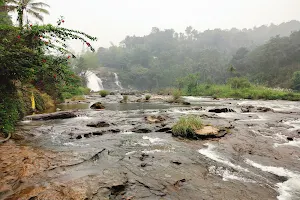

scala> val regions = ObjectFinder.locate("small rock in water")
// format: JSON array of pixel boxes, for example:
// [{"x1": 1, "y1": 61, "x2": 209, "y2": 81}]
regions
[
  {"x1": 287, "y1": 137, "x2": 294, "y2": 141},
  {"x1": 90, "y1": 102, "x2": 105, "y2": 109}
]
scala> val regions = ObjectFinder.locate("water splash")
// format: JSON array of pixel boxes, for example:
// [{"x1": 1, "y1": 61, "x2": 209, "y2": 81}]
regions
[
  {"x1": 114, "y1": 73, "x2": 123, "y2": 89},
  {"x1": 245, "y1": 159, "x2": 300, "y2": 200},
  {"x1": 86, "y1": 71, "x2": 104, "y2": 92}
]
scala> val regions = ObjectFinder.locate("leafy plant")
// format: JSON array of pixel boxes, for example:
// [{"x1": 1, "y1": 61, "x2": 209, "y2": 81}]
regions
[{"x1": 99, "y1": 90, "x2": 109, "y2": 97}]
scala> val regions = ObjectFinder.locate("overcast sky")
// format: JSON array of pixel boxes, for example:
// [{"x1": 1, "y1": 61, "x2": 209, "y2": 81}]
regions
[{"x1": 37, "y1": 0, "x2": 300, "y2": 52}]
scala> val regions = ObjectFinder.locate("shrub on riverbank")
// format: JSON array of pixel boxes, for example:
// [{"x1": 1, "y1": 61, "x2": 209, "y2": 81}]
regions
[
  {"x1": 172, "y1": 115, "x2": 203, "y2": 138},
  {"x1": 185, "y1": 84, "x2": 300, "y2": 101},
  {"x1": 145, "y1": 95, "x2": 151, "y2": 101},
  {"x1": 99, "y1": 90, "x2": 109, "y2": 97}
]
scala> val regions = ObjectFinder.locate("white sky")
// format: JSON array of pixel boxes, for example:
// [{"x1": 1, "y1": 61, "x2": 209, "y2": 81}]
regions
[{"x1": 36, "y1": 0, "x2": 300, "y2": 52}]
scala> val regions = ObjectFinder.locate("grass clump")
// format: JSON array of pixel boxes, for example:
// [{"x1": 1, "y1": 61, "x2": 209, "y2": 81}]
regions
[
  {"x1": 99, "y1": 90, "x2": 109, "y2": 97},
  {"x1": 145, "y1": 95, "x2": 151, "y2": 101},
  {"x1": 71, "y1": 95, "x2": 85, "y2": 101},
  {"x1": 172, "y1": 115, "x2": 203, "y2": 138}
]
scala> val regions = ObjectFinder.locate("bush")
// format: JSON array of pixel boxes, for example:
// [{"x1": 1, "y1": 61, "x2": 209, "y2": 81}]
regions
[
  {"x1": 145, "y1": 95, "x2": 151, "y2": 101},
  {"x1": 172, "y1": 115, "x2": 203, "y2": 138},
  {"x1": 227, "y1": 77, "x2": 251, "y2": 89},
  {"x1": 78, "y1": 87, "x2": 90, "y2": 95},
  {"x1": 172, "y1": 89, "x2": 182, "y2": 102},
  {"x1": 99, "y1": 90, "x2": 109, "y2": 97},
  {"x1": 123, "y1": 95, "x2": 128, "y2": 103}
]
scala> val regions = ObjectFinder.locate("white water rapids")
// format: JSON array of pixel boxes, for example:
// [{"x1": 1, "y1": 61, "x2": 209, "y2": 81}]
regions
[{"x1": 86, "y1": 71, "x2": 104, "y2": 92}]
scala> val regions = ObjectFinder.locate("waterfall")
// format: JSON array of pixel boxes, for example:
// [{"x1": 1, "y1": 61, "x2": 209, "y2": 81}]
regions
[
  {"x1": 114, "y1": 73, "x2": 123, "y2": 89},
  {"x1": 85, "y1": 71, "x2": 104, "y2": 92}
]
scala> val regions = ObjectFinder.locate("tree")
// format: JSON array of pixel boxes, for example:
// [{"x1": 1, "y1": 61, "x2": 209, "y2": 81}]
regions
[
  {"x1": 292, "y1": 71, "x2": 300, "y2": 91},
  {"x1": 2, "y1": 0, "x2": 50, "y2": 28},
  {"x1": 0, "y1": 0, "x2": 12, "y2": 25}
]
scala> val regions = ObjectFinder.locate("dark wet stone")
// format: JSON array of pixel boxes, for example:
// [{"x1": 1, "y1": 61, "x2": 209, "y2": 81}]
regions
[
  {"x1": 139, "y1": 153, "x2": 149, "y2": 161},
  {"x1": 90, "y1": 102, "x2": 105, "y2": 109},
  {"x1": 171, "y1": 161, "x2": 182, "y2": 165},
  {"x1": 140, "y1": 163, "x2": 151, "y2": 167},
  {"x1": 287, "y1": 137, "x2": 294, "y2": 141},
  {"x1": 182, "y1": 101, "x2": 191, "y2": 105},
  {"x1": 156, "y1": 127, "x2": 172, "y2": 132},
  {"x1": 24, "y1": 111, "x2": 77, "y2": 121},
  {"x1": 87, "y1": 121, "x2": 110, "y2": 128},
  {"x1": 257, "y1": 107, "x2": 274, "y2": 112},
  {"x1": 208, "y1": 108, "x2": 235, "y2": 113},
  {"x1": 132, "y1": 125, "x2": 153, "y2": 133}
]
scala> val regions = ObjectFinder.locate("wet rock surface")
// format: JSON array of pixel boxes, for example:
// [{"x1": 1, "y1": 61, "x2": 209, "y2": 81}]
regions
[
  {"x1": 3, "y1": 95, "x2": 300, "y2": 199},
  {"x1": 24, "y1": 111, "x2": 77, "y2": 121}
]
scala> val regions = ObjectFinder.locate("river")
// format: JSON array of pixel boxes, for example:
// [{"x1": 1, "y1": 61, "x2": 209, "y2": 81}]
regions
[{"x1": 1, "y1": 95, "x2": 300, "y2": 200}]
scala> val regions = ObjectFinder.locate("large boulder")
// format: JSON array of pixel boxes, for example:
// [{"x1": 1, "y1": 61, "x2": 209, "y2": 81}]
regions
[{"x1": 90, "y1": 102, "x2": 105, "y2": 109}]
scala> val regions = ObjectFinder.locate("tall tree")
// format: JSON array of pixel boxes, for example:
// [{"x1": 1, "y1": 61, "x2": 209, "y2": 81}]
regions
[{"x1": 2, "y1": 0, "x2": 49, "y2": 28}]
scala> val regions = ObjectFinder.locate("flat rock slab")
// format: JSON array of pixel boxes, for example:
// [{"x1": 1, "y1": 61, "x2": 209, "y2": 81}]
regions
[
  {"x1": 195, "y1": 126, "x2": 219, "y2": 135},
  {"x1": 24, "y1": 111, "x2": 77, "y2": 121}
]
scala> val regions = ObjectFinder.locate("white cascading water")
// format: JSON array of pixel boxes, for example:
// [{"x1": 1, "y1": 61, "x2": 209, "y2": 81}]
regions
[
  {"x1": 86, "y1": 70, "x2": 104, "y2": 92},
  {"x1": 114, "y1": 73, "x2": 123, "y2": 89}
]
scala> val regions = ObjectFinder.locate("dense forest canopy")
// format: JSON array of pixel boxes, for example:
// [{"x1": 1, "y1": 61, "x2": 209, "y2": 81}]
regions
[{"x1": 84, "y1": 20, "x2": 300, "y2": 90}]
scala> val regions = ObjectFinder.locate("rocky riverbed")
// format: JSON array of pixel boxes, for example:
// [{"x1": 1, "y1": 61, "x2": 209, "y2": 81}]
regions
[{"x1": 1, "y1": 94, "x2": 300, "y2": 200}]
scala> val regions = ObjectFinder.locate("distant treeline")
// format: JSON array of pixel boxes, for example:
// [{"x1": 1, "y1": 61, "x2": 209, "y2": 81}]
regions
[{"x1": 81, "y1": 20, "x2": 300, "y2": 90}]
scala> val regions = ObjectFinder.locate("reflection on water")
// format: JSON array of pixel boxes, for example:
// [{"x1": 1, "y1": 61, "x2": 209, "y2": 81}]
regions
[{"x1": 45, "y1": 102, "x2": 188, "y2": 113}]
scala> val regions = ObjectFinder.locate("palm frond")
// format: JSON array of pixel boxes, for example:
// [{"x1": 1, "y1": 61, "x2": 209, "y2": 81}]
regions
[
  {"x1": 30, "y1": 6, "x2": 49, "y2": 14},
  {"x1": 30, "y1": 2, "x2": 50, "y2": 8},
  {"x1": 27, "y1": 9, "x2": 43, "y2": 21}
]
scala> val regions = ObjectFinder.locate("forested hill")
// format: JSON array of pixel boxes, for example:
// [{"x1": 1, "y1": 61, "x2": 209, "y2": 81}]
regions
[{"x1": 93, "y1": 20, "x2": 300, "y2": 90}]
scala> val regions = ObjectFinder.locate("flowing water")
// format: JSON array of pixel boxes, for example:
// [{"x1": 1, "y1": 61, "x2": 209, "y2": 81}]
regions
[
  {"x1": 114, "y1": 72, "x2": 123, "y2": 89},
  {"x1": 86, "y1": 70, "x2": 104, "y2": 92},
  {"x1": 8, "y1": 96, "x2": 300, "y2": 199}
]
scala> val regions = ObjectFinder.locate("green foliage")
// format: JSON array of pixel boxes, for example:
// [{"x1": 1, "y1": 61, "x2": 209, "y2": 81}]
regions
[
  {"x1": 99, "y1": 90, "x2": 109, "y2": 97},
  {"x1": 227, "y1": 77, "x2": 251, "y2": 89},
  {"x1": 0, "y1": 11, "x2": 96, "y2": 134},
  {"x1": 292, "y1": 71, "x2": 300, "y2": 91},
  {"x1": 172, "y1": 115, "x2": 203, "y2": 138},
  {"x1": 187, "y1": 84, "x2": 300, "y2": 101},
  {"x1": 145, "y1": 95, "x2": 151, "y2": 100}
]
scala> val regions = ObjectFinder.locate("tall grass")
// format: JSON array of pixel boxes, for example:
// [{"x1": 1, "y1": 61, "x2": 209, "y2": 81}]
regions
[{"x1": 172, "y1": 115, "x2": 203, "y2": 138}]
